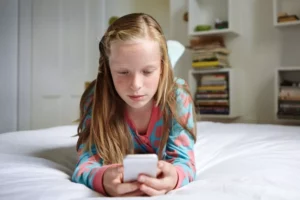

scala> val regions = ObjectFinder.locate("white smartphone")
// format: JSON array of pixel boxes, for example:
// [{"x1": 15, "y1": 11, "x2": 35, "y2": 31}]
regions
[{"x1": 123, "y1": 154, "x2": 158, "y2": 183}]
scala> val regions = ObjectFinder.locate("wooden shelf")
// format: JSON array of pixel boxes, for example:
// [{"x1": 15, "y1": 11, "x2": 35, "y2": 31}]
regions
[
  {"x1": 188, "y1": 68, "x2": 242, "y2": 120},
  {"x1": 188, "y1": 0, "x2": 241, "y2": 36},
  {"x1": 190, "y1": 68, "x2": 231, "y2": 74},
  {"x1": 273, "y1": 0, "x2": 300, "y2": 27},
  {"x1": 189, "y1": 28, "x2": 238, "y2": 36},
  {"x1": 196, "y1": 114, "x2": 240, "y2": 119},
  {"x1": 275, "y1": 20, "x2": 300, "y2": 27},
  {"x1": 274, "y1": 67, "x2": 300, "y2": 122},
  {"x1": 277, "y1": 66, "x2": 300, "y2": 71}
]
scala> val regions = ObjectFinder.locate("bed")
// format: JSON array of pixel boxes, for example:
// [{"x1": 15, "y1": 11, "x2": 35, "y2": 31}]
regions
[{"x1": 0, "y1": 122, "x2": 299, "y2": 200}]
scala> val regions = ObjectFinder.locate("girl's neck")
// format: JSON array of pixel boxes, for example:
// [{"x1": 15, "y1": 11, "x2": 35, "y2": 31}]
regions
[
  {"x1": 126, "y1": 99, "x2": 154, "y2": 135},
  {"x1": 126, "y1": 99, "x2": 153, "y2": 117}
]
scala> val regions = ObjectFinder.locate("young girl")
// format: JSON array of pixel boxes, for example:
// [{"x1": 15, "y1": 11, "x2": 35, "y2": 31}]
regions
[{"x1": 72, "y1": 13, "x2": 197, "y2": 197}]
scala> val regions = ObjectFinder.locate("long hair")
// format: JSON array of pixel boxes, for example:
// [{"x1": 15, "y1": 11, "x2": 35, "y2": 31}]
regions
[{"x1": 77, "y1": 13, "x2": 197, "y2": 165}]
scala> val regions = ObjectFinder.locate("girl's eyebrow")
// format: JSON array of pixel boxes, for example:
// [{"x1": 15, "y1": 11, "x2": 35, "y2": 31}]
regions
[{"x1": 143, "y1": 65, "x2": 157, "y2": 69}]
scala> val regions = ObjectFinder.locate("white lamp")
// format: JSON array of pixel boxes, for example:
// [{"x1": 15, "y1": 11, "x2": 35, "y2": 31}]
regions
[{"x1": 167, "y1": 40, "x2": 185, "y2": 69}]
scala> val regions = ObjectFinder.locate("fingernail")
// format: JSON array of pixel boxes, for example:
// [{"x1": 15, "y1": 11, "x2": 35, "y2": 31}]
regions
[
  {"x1": 158, "y1": 162, "x2": 163, "y2": 168},
  {"x1": 118, "y1": 167, "x2": 123, "y2": 173},
  {"x1": 139, "y1": 176, "x2": 144, "y2": 182}
]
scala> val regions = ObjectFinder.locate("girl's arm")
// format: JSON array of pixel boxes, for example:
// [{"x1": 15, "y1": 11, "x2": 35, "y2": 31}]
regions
[
  {"x1": 71, "y1": 89, "x2": 117, "y2": 195},
  {"x1": 72, "y1": 143, "x2": 119, "y2": 195},
  {"x1": 165, "y1": 78, "x2": 197, "y2": 189}
]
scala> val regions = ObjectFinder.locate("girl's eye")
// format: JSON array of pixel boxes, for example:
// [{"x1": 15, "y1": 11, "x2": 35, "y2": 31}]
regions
[
  {"x1": 118, "y1": 71, "x2": 128, "y2": 75},
  {"x1": 143, "y1": 71, "x2": 152, "y2": 75}
]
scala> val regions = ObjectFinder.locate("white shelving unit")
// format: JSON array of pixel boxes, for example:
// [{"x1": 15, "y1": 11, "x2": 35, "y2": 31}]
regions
[
  {"x1": 188, "y1": 0, "x2": 241, "y2": 36},
  {"x1": 275, "y1": 67, "x2": 300, "y2": 122},
  {"x1": 188, "y1": 68, "x2": 241, "y2": 120},
  {"x1": 273, "y1": 0, "x2": 300, "y2": 27}
]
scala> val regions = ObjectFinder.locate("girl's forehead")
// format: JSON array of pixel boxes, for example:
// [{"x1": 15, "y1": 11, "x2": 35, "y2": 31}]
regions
[
  {"x1": 109, "y1": 38, "x2": 161, "y2": 65},
  {"x1": 110, "y1": 38, "x2": 160, "y2": 52}
]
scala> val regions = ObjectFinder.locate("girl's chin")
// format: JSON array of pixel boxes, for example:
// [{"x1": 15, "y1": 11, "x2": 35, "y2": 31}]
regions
[{"x1": 125, "y1": 98, "x2": 153, "y2": 110}]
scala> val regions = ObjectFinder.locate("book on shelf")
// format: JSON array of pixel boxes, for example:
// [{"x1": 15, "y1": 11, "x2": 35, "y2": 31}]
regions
[
  {"x1": 188, "y1": 37, "x2": 231, "y2": 70},
  {"x1": 279, "y1": 87, "x2": 300, "y2": 98},
  {"x1": 191, "y1": 46, "x2": 230, "y2": 55},
  {"x1": 196, "y1": 106, "x2": 229, "y2": 115},
  {"x1": 278, "y1": 15, "x2": 299, "y2": 23},
  {"x1": 277, "y1": 100, "x2": 300, "y2": 117},
  {"x1": 201, "y1": 74, "x2": 226, "y2": 81},
  {"x1": 200, "y1": 80, "x2": 227, "y2": 86},
  {"x1": 277, "y1": 114, "x2": 300, "y2": 120},
  {"x1": 194, "y1": 71, "x2": 230, "y2": 116},
  {"x1": 195, "y1": 99, "x2": 228, "y2": 105},
  {"x1": 192, "y1": 61, "x2": 229, "y2": 69},
  {"x1": 195, "y1": 93, "x2": 228, "y2": 99},
  {"x1": 192, "y1": 51, "x2": 229, "y2": 64},
  {"x1": 199, "y1": 75, "x2": 227, "y2": 86},
  {"x1": 197, "y1": 85, "x2": 227, "y2": 91},
  {"x1": 277, "y1": 84, "x2": 300, "y2": 118}
]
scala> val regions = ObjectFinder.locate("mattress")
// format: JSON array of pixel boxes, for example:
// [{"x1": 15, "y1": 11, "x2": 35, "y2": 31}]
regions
[{"x1": 0, "y1": 122, "x2": 299, "y2": 200}]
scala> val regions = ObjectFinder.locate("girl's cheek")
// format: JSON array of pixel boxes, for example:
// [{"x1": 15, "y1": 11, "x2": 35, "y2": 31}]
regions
[{"x1": 114, "y1": 76, "x2": 128, "y2": 87}]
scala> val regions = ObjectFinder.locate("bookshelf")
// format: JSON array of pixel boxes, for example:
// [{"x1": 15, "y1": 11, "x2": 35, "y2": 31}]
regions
[
  {"x1": 188, "y1": 0, "x2": 241, "y2": 36},
  {"x1": 188, "y1": 68, "x2": 241, "y2": 120},
  {"x1": 275, "y1": 67, "x2": 300, "y2": 122},
  {"x1": 273, "y1": 0, "x2": 300, "y2": 27}
]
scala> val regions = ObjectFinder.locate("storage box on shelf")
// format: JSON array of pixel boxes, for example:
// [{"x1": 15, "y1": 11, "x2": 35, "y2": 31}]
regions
[
  {"x1": 188, "y1": 0, "x2": 241, "y2": 36},
  {"x1": 273, "y1": 0, "x2": 300, "y2": 27},
  {"x1": 188, "y1": 68, "x2": 241, "y2": 120},
  {"x1": 275, "y1": 67, "x2": 300, "y2": 122}
]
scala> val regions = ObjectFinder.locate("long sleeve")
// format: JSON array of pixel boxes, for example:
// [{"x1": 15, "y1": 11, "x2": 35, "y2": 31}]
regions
[
  {"x1": 71, "y1": 87, "x2": 116, "y2": 195},
  {"x1": 164, "y1": 78, "x2": 196, "y2": 188},
  {"x1": 72, "y1": 143, "x2": 118, "y2": 195}
]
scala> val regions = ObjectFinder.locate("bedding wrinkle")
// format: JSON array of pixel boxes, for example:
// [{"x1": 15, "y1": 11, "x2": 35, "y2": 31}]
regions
[{"x1": 0, "y1": 122, "x2": 300, "y2": 199}]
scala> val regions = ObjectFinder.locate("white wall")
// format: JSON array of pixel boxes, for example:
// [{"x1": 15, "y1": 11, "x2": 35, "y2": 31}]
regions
[
  {"x1": 0, "y1": 0, "x2": 18, "y2": 133},
  {"x1": 104, "y1": 0, "x2": 170, "y2": 38},
  {"x1": 169, "y1": 0, "x2": 300, "y2": 124},
  {"x1": 228, "y1": 0, "x2": 282, "y2": 124},
  {"x1": 169, "y1": 0, "x2": 191, "y2": 82},
  {"x1": 3, "y1": 0, "x2": 299, "y2": 131}
]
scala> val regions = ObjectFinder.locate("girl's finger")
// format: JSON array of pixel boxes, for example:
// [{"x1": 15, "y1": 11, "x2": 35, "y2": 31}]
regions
[
  {"x1": 108, "y1": 164, "x2": 123, "y2": 178},
  {"x1": 115, "y1": 182, "x2": 140, "y2": 195},
  {"x1": 121, "y1": 189, "x2": 145, "y2": 197},
  {"x1": 140, "y1": 184, "x2": 166, "y2": 196},
  {"x1": 138, "y1": 175, "x2": 166, "y2": 190},
  {"x1": 157, "y1": 161, "x2": 171, "y2": 175},
  {"x1": 156, "y1": 167, "x2": 162, "y2": 177}
]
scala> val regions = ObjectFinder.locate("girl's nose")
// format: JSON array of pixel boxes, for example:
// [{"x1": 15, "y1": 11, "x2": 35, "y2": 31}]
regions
[{"x1": 130, "y1": 74, "x2": 142, "y2": 91}]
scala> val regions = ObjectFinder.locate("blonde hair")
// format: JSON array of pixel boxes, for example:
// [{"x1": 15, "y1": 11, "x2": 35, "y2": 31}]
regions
[{"x1": 77, "y1": 13, "x2": 197, "y2": 165}]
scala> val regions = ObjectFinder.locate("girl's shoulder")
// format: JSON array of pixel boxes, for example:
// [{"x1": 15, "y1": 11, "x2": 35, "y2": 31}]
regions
[
  {"x1": 173, "y1": 77, "x2": 191, "y2": 97},
  {"x1": 174, "y1": 77, "x2": 187, "y2": 87},
  {"x1": 171, "y1": 77, "x2": 195, "y2": 134},
  {"x1": 173, "y1": 77, "x2": 193, "y2": 112}
]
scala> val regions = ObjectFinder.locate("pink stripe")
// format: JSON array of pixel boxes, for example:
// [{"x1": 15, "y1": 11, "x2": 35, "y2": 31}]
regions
[
  {"x1": 174, "y1": 134, "x2": 190, "y2": 147},
  {"x1": 92, "y1": 164, "x2": 120, "y2": 196},
  {"x1": 145, "y1": 105, "x2": 162, "y2": 137},
  {"x1": 174, "y1": 166, "x2": 185, "y2": 189},
  {"x1": 124, "y1": 102, "x2": 162, "y2": 138},
  {"x1": 180, "y1": 112, "x2": 191, "y2": 124}
]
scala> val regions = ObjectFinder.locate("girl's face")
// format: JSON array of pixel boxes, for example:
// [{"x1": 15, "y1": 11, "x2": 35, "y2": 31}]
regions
[{"x1": 109, "y1": 38, "x2": 161, "y2": 112}]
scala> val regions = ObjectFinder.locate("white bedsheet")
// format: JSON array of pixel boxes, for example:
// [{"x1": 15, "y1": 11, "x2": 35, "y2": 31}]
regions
[{"x1": 0, "y1": 122, "x2": 299, "y2": 200}]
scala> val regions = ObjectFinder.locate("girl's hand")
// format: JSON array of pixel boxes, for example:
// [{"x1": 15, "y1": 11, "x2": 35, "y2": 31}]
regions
[
  {"x1": 103, "y1": 165, "x2": 144, "y2": 197},
  {"x1": 137, "y1": 161, "x2": 178, "y2": 196}
]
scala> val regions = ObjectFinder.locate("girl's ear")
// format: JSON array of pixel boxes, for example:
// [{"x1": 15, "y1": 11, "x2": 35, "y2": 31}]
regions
[{"x1": 167, "y1": 40, "x2": 185, "y2": 69}]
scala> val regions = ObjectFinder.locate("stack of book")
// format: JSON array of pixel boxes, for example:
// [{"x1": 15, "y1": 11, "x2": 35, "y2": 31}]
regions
[
  {"x1": 195, "y1": 73, "x2": 229, "y2": 115},
  {"x1": 277, "y1": 86, "x2": 300, "y2": 119},
  {"x1": 277, "y1": 12, "x2": 299, "y2": 23},
  {"x1": 191, "y1": 43, "x2": 230, "y2": 70}
]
